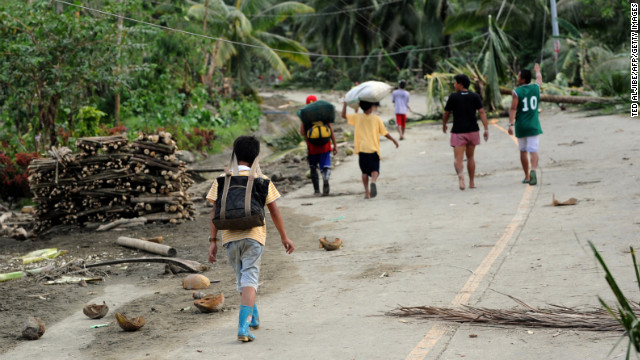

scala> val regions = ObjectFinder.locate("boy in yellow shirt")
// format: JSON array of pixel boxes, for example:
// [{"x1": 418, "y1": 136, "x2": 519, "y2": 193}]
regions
[
  {"x1": 206, "y1": 135, "x2": 295, "y2": 342},
  {"x1": 341, "y1": 101, "x2": 399, "y2": 199}
]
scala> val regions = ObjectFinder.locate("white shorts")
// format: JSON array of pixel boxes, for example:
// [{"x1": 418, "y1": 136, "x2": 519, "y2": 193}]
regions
[{"x1": 518, "y1": 136, "x2": 540, "y2": 153}]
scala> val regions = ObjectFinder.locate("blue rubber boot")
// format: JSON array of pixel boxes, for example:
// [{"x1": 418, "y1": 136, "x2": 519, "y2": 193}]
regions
[
  {"x1": 237, "y1": 305, "x2": 255, "y2": 342},
  {"x1": 249, "y1": 304, "x2": 260, "y2": 330}
]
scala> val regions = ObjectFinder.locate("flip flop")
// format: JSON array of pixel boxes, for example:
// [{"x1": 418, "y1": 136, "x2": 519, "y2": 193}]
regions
[
  {"x1": 529, "y1": 170, "x2": 537, "y2": 186},
  {"x1": 370, "y1": 183, "x2": 377, "y2": 198},
  {"x1": 522, "y1": 178, "x2": 529, "y2": 184}
]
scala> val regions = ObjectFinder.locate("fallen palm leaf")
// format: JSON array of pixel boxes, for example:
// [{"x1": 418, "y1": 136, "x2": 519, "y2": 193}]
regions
[
  {"x1": 388, "y1": 295, "x2": 638, "y2": 331},
  {"x1": 0, "y1": 265, "x2": 55, "y2": 282},
  {"x1": 45, "y1": 276, "x2": 103, "y2": 285},
  {"x1": 551, "y1": 194, "x2": 578, "y2": 206},
  {"x1": 19, "y1": 248, "x2": 67, "y2": 265}
]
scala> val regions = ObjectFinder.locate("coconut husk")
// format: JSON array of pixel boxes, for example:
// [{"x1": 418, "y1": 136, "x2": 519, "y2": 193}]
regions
[
  {"x1": 319, "y1": 237, "x2": 342, "y2": 251},
  {"x1": 22, "y1": 317, "x2": 45, "y2": 340},
  {"x1": 193, "y1": 293, "x2": 225, "y2": 313},
  {"x1": 83, "y1": 301, "x2": 109, "y2": 319},
  {"x1": 551, "y1": 194, "x2": 578, "y2": 206},
  {"x1": 182, "y1": 274, "x2": 210, "y2": 290},
  {"x1": 115, "y1": 312, "x2": 146, "y2": 331}
]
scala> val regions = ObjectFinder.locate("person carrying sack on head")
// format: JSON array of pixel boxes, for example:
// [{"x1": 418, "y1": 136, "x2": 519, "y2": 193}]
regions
[
  {"x1": 341, "y1": 99, "x2": 399, "y2": 199},
  {"x1": 206, "y1": 135, "x2": 295, "y2": 342},
  {"x1": 299, "y1": 95, "x2": 338, "y2": 196}
]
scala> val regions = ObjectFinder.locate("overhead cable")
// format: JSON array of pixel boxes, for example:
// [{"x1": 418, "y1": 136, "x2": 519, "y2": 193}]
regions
[{"x1": 50, "y1": 0, "x2": 487, "y2": 59}]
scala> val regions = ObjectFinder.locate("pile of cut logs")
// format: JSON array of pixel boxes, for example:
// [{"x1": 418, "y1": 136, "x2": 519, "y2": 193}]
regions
[
  {"x1": 28, "y1": 133, "x2": 196, "y2": 234},
  {"x1": 129, "y1": 133, "x2": 195, "y2": 222}
]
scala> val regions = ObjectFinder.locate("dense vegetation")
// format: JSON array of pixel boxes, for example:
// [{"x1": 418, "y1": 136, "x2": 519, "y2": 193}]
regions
[{"x1": 0, "y1": 0, "x2": 631, "y2": 198}]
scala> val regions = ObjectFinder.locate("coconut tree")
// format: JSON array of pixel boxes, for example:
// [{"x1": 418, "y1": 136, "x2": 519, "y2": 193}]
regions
[{"x1": 187, "y1": 0, "x2": 313, "y2": 87}]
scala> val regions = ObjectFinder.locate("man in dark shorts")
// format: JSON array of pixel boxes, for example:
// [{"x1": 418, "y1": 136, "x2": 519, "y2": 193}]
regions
[{"x1": 442, "y1": 74, "x2": 489, "y2": 190}]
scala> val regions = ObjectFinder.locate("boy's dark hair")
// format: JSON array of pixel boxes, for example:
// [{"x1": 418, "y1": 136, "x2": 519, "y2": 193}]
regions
[
  {"x1": 233, "y1": 135, "x2": 260, "y2": 164},
  {"x1": 359, "y1": 100, "x2": 379, "y2": 112},
  {"x1": 520, "y1": 69, "x2": 532, "y2": 84},
  {"x1": 399, "y1": 80, "x2": 407, "y2": 89},
  {"x1": 454, "y1": 74, "x2": 470, "y2": 89}
]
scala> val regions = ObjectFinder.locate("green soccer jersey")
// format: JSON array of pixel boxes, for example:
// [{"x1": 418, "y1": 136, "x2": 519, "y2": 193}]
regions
[{"x1": 514, "y1": 84, "x2": 543, "y2": 138}]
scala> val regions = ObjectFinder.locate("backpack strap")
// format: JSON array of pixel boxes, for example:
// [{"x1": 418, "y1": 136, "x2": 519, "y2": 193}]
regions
[
  {"x1": 220, "y1": 151, "x2": 240, "y2": 221},
  {"x1": 219, "y1": 172, "x2": 232, "y2": 221},
  {"x1": 244, "y1": 158, "x2": 262, "y2": 217}
]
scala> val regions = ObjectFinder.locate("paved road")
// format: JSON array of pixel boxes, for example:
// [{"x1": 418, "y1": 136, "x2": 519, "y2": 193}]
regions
[
  {"x1": 3, "y1": 104, "x2": 636, "y2": 360},
  {"x1": 167, "y1": 109, "x2": 638, "y2": 359}
]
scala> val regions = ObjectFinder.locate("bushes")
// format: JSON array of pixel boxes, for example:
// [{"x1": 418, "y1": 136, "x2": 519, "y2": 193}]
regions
[{"x1": 0, "y1": 152, "x2": 38, "y2": 200}]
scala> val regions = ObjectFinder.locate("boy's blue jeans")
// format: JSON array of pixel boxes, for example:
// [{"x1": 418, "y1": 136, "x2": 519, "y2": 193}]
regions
[{"x1": 224, "y1": 238, "x2": 264, "y2": 292}]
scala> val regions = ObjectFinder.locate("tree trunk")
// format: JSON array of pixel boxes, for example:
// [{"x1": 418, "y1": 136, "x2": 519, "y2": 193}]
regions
[
  {"x1": 499, "y1": 88, "x2": 615, "y2": 104},
  {"x1": 39, "y1": 94, "x2": 60, "y2": 148},
  {"x1": 115, "y1": 1, "x2": 124, "y2": 124},
  {"x1": 205, "y1": 39, "x2": 222, "y2": 94},
  {"x1": 440, "y1": 0, "x2": 451, "y2": 58}
]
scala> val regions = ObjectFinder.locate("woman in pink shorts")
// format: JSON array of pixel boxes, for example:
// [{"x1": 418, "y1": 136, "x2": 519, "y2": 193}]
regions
[{"x1": 442, "y1": 74, "x2": 489, "y2": 190}]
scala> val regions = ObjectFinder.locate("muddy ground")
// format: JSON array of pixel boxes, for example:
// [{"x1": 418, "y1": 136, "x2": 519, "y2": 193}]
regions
[{"x1": 0, "y1": 93, "x2": 348, "y2": 355}]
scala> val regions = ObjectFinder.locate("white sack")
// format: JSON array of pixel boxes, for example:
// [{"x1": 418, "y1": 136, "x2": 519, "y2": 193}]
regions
[{"x1": 344, "y1": 81, "x2": 393, "y2": 109}]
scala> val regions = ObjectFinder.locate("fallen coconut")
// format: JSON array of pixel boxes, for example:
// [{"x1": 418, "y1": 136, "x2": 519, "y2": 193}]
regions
[
  {"x1": 83, "y1": 301, "x2": 109, "y2": 319},
  {"x1": 183, "y1": 274, "x2": 210, "y2": 290},
  {"x1": 22, "y1": 317, "x2": 45, "y2": 340}
]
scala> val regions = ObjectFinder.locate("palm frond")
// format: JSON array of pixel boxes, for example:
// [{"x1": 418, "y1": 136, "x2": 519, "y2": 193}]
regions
[
  {"x1": 253, "y1": 31, "x2": 310, "y2": 67},
  {"x1": 251, "y1": 2, "x2": 314, "y2": 31}
]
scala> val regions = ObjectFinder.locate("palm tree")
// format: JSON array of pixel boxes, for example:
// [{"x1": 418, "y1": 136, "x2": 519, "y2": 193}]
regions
[{"x1": 187, "y1": 0, "x2": 313, "y2": 87}]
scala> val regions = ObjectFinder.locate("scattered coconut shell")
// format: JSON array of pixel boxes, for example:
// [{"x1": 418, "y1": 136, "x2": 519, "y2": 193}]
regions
[
  {"x1": 551, "y1": 194, "x2": 578, "y2": 206},
  {"x1": 115, "y1": 312, "x2": 146, "y2": 332},
  {"x1": 193, "y1": 293, "x2": 225, "y2": 313},
  {"x1": 319, "y1": 237, "x2": 342, "y2": 251},
  {"x1": 83, "y1": 301, "x2": 109, "y2": 319},
  {"x1": 182, "y1": 274, "x2": 210, "y2": 290},
  {"x1": 22, "y1": 317, "x2": 45, "y2": 340}
]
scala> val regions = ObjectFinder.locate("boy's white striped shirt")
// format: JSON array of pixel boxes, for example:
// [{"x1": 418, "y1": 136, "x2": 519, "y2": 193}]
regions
[{"x1": 206, "y1": 170, "x2": 280, "y2": 246}]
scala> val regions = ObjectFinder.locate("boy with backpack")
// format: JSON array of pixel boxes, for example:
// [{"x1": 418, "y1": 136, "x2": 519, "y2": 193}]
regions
[
  {"x1": 341, "y1": 100, "x2": 399, "y2": 199},
  {"x1": 299, "y1": 95, "x2": 338, "y2": 196},
  {"x1": 206, "y1": 135, "x2": 295, "y2": 342}
]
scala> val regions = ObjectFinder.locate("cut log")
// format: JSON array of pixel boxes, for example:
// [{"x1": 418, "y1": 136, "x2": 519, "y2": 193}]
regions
[
  {"x1": 116, "y1": 236, "x2": 177, "y2": 257},
  {"x1": 499, "y1": 88, "x2": 616, "y2": 104},
  {"x1": 96, "y1": 217, "x2": 147, "y2": 232}
]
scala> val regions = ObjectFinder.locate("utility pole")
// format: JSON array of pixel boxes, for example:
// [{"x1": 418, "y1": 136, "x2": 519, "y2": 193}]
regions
[
  {"x1": 549, "y1": 0, "x2": 560, "y2": 74},
  {"x1": 115, "y1": 0, "x2": 124, "y2": 124}
]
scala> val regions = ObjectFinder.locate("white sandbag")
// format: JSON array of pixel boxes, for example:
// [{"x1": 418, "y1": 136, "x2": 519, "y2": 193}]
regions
[{"x1": 345, "y1": 81, "x2": 393, "y2": 109}]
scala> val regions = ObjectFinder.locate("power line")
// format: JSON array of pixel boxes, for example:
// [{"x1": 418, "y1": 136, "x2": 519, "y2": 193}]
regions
[{"x1": 50, "y1": 0, "x2": 487, "y2": 59}]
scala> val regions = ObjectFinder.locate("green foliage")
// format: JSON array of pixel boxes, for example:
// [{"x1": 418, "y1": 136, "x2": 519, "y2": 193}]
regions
[
  {"x1": 286, "y1": 56, "x2": 349, "y2": 90},
  {"x1": 265, "y1": 126, "x2": 304, "y2": 151},
  {"x1": 75, "y1": 106, "x2": 108, "y2": 138},
  {"x1": 589, "y1": 242, "x2": 640, "y2": 359}
]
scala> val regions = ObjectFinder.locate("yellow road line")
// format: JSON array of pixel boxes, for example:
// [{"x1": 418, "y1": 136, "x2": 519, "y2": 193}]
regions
[{"x1": 406, "y1": 122, "x2": 530, "y2": 360}]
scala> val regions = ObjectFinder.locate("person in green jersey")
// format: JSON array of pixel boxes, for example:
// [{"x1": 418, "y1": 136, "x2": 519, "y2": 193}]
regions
[{"x1": 508, "y1": 63, "x2": 543, "y2": 185}]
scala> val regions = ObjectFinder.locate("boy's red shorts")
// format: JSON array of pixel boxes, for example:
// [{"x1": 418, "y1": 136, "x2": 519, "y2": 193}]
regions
[{"x1": 395, "y1": 114, "x2": 407, "y2": 128}]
